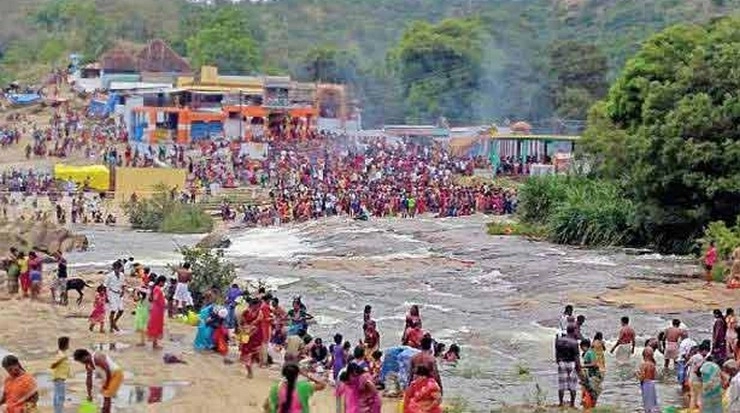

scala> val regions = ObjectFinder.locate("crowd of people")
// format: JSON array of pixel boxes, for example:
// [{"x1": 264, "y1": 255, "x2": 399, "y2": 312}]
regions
[
  {"x1": 202, "y1": 136, "x2": 519, "y2": 226},
  {"x1": 554, "y1": 304, "x2": 740, "y2": 412},
  {"x1": 8, "y1": 245, "x2": 740, "y2": 412},
  {"x1": 0, "y1": 250, "x2": 461, "y2": 413}
]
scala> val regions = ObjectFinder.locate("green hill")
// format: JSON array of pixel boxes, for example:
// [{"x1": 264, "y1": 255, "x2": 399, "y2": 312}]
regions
[{"x1": 2, "y1": 0, "x2": 739, "y2": 125}]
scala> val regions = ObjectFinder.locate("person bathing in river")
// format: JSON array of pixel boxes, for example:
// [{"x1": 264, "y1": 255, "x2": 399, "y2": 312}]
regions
[
  {"x1": 727, "y1": 308, "x2": 738, "y2": 356},
  {"x1": 580, "y1": 338, "x2": 602, "y2": 410},
  {"x1": 363, "y1": 304, "x2": 373, "y2": 332},
  {"x1": 591, "y1": 332, "x2": 606, "y2": 374},
  {"x1": 688, "y1": 340, "x2": 711, "y2": 410},
  {"x1": 575, "y1": 315, "x2": 586, "y2": 340},
  {"x1": 402, "y1": 305, "x2": 422, "y2": 346},
  {"x1": 558, "y1": 305, "x2": 574, "y2": 338},
  {"x1": 363, "y1": 320, "x2": 380, "y2": 355},
  {"x1": 678, "y1": 330, "x2": 697, "y2": 389},
  {"x1": 663, "y1": 319, "x2": 683, "y2": 370},
  {"x1": 610, "y1": 316, "x2": 636, "y2": 365},
  {"x1": 637, "y1": 347, "x2": 659, "y2": 413},
  {"x1": 555, "y1": 324, "x2": 581, "y2": 408},
  {"x1": 287, "y1": 297, "x2": 313, "y2": 336},
  {"x1": 443, "y1": 344, "x2": 461, "y2": 364},
  {"x1": 713, "y1": 309, "x2": 729, "y2": 365},
  {"x1": 410, "y1": 337, "x2": 443, "y2": 395}
]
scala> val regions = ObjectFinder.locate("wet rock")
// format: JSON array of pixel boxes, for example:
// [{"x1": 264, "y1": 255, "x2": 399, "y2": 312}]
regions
[
  {"x1": 195, "y1": 232, "x2": 231, "y2": 249},
  {"x1": 624, "y1": 247, "x2": 654, "y2": 255}
]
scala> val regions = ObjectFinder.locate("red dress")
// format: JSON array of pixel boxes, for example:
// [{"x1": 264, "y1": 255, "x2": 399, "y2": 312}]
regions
[
  {"x1": 239, "y1": 307, "x2": 263, "y2": 363},
  {"x1": 147, "y1": 286, "x2": 166, "y2": 340},
  {"x1": 213, "y1": 325, "x2": 229, "y2": 356},
  {"x1": 259, "y1": 302, "x2": 272, "y2": 346},
  {"x1": 89, "y1": 292, "x2": 106, "y2": 324}
]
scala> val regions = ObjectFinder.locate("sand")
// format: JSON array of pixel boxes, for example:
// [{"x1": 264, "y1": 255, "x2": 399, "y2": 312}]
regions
[{"x1": 0, "y1": 273, "x2": 399, "y2": 413}]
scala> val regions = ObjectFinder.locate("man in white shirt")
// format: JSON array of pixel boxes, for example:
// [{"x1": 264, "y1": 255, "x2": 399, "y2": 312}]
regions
[
  {"x1": 557, "y1": 305, "x2": 574, "y2": 338},
  {"x1": 677, "y1": 330, "x2": 697, "y2": 385},
  {"x1": 103, "y1": 261, "x2": 125, "y2": 332},
  {"x1": 122, "y1": 257, "x2": 134, "y2": 277}
]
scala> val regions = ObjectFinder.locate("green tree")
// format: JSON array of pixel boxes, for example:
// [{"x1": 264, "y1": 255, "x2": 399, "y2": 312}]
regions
[
  {"x1": 583, "y1": 17, "x2": 740, "y2": 252},
  {"x1": 299, "y1": 45, "x2": 359, "y2": 84},
  {"x1": 390, "y1": 18, "x2": 485, "y2": 125},
  {"x1": 548, "y1": 41, "x2": 608, "y2": 119},
  {"x1": 170, "y1": 246, "x2": 236, "y2": 309},
  {"x1": 185, "y1": 6, "x2": 261, "y2": 74}
]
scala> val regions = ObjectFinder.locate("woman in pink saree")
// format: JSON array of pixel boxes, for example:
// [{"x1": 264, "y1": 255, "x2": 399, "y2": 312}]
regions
[{"x1": 339, "y1": 363, "x2": 381, "y2": 413}]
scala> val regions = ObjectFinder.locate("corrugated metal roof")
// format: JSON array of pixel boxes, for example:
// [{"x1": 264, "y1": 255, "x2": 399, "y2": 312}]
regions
[{"x1": 185, "y1": 85, "x2": 263, "y2": 95}]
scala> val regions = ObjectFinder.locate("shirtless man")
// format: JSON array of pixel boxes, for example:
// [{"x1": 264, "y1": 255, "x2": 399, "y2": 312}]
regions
[
  {"x1": 173, "y1": 263, "x2": 193, "y2": 315},
  {"x1": 73, "y1": 349, "x2": 124, "y2": 413},
  {"x1": 663, "y1": 319, "x2": 683, "y2": 369},
  {"x1": 609, "y1": 316, "x2": 636, "y2": 365}
]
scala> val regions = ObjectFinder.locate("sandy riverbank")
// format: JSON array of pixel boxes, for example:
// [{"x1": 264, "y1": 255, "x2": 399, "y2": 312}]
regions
[{"x1": 0, "y1": 274, "x2": 399, "y2": 413}]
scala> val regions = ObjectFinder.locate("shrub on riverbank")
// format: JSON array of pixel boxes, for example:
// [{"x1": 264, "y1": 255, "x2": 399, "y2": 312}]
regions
[
  {"x1": 699, "y1": 219, "x2": 740, "y2": 259},
  {"x1": 487, "y1": 221, "x2": 547, "y2": 239},
  {"x1": 547, "y1": 179, "x2": 635, "y2": 246},
  {"x1": 123, "y1": 185, "x2": 214, "y2": 234},
  {"x1": 170, "y1": 246, "x2": 236, "y2": 309},
  {"x1": 515, "y1": 176, "x2": 635, "y2": 247}
]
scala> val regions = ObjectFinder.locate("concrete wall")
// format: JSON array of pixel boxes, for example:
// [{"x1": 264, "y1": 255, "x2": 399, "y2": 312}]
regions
[{"x1": 114, "y1": 167, "x2": 186, "y2": 202}]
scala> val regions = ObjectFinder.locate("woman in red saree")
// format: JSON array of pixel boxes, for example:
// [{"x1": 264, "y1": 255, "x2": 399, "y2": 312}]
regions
[
  {"x1": 404, "y1": 365, "x2": 443, "y2": 413},
  {"x1": 240, "y1": 298, "x2": 264, "y2": 378},
  {"x1": 147, "y1": 276, "x2": 167, "y2": 349}
]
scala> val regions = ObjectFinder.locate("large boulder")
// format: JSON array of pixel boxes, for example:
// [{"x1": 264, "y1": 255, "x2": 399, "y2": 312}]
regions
[
  {"x1": 0, "y1": 220, "x2": 88, "y2": 254},
  {"x1": 196, "y1": 232, "x2": 231, "y2": 249}
]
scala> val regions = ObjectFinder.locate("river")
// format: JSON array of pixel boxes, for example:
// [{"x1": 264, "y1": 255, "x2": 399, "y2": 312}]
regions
[{"x1": 66, "y1": 215, "x2": 712, "y2": 411}]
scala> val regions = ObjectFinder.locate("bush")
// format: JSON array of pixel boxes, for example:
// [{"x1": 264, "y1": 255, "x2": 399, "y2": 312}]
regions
[
  {"x1": 517, "y1": 176, "x2": 572, "y2": 224},
  {"x1": 517, "y1": 176, "x2": 635, "y2": 247},
  {"x1": 124, "y1": 184, "x2": 214, "y2": 234},
  {"x1": 546, "y1": 180, "x2": 635, "y2": 247},
  {"x1": 487, "y1": 221, "x2": 547, "y2": 239},
  {"x1": 698, "y1": 219, "x2": 740, "y2": 260},
  {"x1": 169, "y1": 246, "x2": 236, "y2": 309},
  {"x1": 160, "y1": 205, "x2": 214, "y2": 234}
]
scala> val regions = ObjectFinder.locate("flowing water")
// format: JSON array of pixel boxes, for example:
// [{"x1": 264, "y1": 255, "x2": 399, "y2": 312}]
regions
[{"x1": 67, "y1": 216, "x2": 713, "y2": 411}]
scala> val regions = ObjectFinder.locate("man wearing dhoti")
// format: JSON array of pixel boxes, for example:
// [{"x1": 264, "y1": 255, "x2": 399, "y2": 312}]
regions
[
  {"x1": 103, "y1": 261, "x2": 125, "y2": 332},
  {"x1": 173, "y1": 263, "x2": 193, "y2": 314},
  {"x1": 609, "y1": 316, "x2": 635, "y2": 365}
]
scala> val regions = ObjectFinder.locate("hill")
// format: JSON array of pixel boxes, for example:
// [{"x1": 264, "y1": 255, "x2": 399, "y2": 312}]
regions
[{"x1": 1, "y1": 0, "x2": 738, "y2": 126}]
